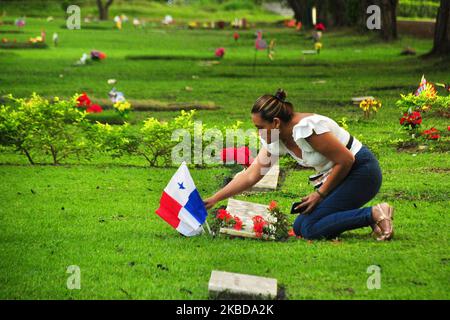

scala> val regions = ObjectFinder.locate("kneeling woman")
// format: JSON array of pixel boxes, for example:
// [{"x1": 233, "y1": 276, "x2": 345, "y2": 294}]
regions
[{"x1": 204, "y1": 89, "x2": 394, "y2": 241}]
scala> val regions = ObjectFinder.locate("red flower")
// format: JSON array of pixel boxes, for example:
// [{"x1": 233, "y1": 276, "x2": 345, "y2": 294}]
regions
[
  {"x1": 233, "y1": 216, "x2": 243, "y2": 230},
  {"x1": 217, "y1": 209, "x2": 232, "y2": 222},
  {"x1": 215, "y1": 47, "x2": 225, "y2": 58},
  {"x1": 422, "y1": 127, "x2": 440, "y2": 140},
  {"x1": 252, "y1": 215, "x2": 267, "y2": 238},
  {"x1": 87, "y1": 104, "x2": 103, "y2": 113},
  {"x1": 77, "y1": 92, "x2": 91, "y2": 107},
  {"x1": 400, "y1": 111, "x2": 422, "y2": 128},
  {"x1": 233, "y1": 32, "x2": 239, "y2": 41},
  {"x1": 447, "y1": 126, "x2": 450, "y2": 131},
  {"x1": 268, "y1": 200, "x2": 278, "y2": 211},
  {"x1": 314, "y1": 23, "x2": 326, "y2": 31}
]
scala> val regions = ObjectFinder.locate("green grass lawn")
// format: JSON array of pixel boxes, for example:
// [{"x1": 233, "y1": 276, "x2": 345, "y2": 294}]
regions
[{"x1": 0, "y1": 9, "x2": 449, "y2": 299}]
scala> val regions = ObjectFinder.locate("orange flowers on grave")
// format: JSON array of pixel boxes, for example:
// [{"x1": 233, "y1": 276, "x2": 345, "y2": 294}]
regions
[{"x1": 268, "y1": 200, "x2": 278, "y2": 211}]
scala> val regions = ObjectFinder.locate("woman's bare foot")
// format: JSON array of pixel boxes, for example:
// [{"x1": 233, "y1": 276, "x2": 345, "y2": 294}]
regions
[{"x1": 371, "y1": 203, "x2": 394, "y2": 241}]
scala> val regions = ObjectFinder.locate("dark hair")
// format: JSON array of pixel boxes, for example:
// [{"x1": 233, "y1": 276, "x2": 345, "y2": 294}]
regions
[{"x1": 251, "y1": 89, "x2": 294, "y2": 123}]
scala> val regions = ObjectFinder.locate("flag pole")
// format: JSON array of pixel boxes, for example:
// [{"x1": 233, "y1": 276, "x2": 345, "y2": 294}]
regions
[{"x1": 204, "y1": 221, "x2": 212, "y2": 236}]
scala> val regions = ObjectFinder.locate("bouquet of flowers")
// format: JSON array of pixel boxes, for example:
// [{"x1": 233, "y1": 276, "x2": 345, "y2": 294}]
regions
[
  {"x1": 359, "y1": 98, "x2": 382, "y2": 119},
  {"x1": 210, "y1": 200, "x2": 290, "y2": 241},
  {"x1": 399, "y1": 110, "x2": 422, "y2": 130},
  {"x1": 76, "y1": 92, "x2": 103, "y2": 113},
  {"x1": 209, "y1": 207, "x2": 243, "y2": 235}
]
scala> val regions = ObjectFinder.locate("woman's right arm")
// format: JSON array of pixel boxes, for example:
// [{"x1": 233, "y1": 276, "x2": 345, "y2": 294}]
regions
[{"x1": 203, "y1": 147, "x2": 273, "y2": 209}]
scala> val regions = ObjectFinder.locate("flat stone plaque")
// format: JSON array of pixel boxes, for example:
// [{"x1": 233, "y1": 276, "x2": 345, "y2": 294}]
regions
[
  {"x1": 208, "y1": 270, "x2": 278, "y2": 299},
  {"x1": 351, "y1": 96, "x2": 375, "y2": 104},
  {"x1": 234, "y1": 164, "x2": 279, "y2": 192}
]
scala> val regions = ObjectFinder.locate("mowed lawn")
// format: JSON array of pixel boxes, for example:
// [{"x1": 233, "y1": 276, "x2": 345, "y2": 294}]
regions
[{"x1": 0, "y1": 15, "x2": 449, "y2": 299}]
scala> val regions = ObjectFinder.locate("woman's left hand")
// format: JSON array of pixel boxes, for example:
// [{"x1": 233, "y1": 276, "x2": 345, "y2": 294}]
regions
[{"x1": 295, "y1": 191, "x2": 323, "y2": 215}]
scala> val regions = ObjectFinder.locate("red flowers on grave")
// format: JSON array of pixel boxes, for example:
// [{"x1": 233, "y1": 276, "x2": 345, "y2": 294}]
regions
[
  {"x1": 77, "y1": 92, "x2": 91, "y2": 107},
  {"x1": 252, "y1": 215, "x2": 268, "y2": 238},
  {"x1": 87, "y1": 104, "x2": 103, "y2": 113},
  {"x1": 422, "y1": 127, "x2": 440, "y2": 140},
  {"x1": 233, "y1": 32, "x2": 239, "y2": 42},
  {"x1": 314, "y1": 23, "x2": 326, "y2": 31},
  {"x1": 76, "y1": 92, "x2": 103, "y2": 113},
  {"x1": 400, "y1": 111, "x2": 422, "y2": 129},
  {"x1": 216, "y1": 209, "x2": 242, "y2": 231},
  {"x1": 215, "y1": 47, "x2": 225, "y2": 58}
]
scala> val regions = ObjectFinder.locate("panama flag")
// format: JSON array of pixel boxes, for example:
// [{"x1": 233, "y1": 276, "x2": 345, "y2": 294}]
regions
[{"x1": 155, "y1": 162, "x2": 208, "y2": 236}]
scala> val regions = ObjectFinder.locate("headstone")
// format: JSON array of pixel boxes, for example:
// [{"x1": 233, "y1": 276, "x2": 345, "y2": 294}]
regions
[
  {"x1": 302, "y1": 50, "x2": 317, "y2": 55},
  {"x1": 219, "y1": 198, "x2": 276, "y2": 239},
  {"x1": 351, "y1": 96, "x2": 375, "y2": 105},
  {"x1": 233, "y1": 164, "x2": 279, "y2": 192},
  {"x1": 252, "y1": 164, "x2": 279, "y2": 191},
  {"x1": 208, "y1": 270, "x2": 278, "y2": 299}
]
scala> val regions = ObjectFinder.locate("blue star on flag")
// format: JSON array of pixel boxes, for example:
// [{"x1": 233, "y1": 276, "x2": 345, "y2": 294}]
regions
[{"x1": 178, "y1": 182, "x2": 185, "y2": 190}]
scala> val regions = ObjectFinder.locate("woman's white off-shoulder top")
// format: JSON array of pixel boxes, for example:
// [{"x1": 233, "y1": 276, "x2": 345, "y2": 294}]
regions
[{"x1": 260, "y1": 114, "x2": 362, "y2": 173}]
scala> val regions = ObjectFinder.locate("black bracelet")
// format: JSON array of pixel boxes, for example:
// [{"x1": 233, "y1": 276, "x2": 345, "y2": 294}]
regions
[{"x1": 316, "y1": 189, "x2": 326, "y2": 198}]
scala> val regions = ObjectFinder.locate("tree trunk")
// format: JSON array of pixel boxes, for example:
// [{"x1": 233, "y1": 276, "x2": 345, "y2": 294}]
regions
[
  {"x1": 379, "y1": 0, "x2": 398, "y2": 41},
  {"x1": 22, "y1": 148, "x2": 34, "y2": 165},
  {"x1": 96, "y1": 0, "x2": 114, "y2": 21},
  {"x1": 328, "y1": 0, "x2": 346, "y2": 27},
  {"x1": 429, "y1": 0, "x2": 450, "y2": 56},
  {"x1": 287, "y1": 0, "x2": 313, "y2": 27}
]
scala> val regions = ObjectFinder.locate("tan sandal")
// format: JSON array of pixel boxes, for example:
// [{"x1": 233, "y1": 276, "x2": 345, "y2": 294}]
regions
[{"x1": 373, "y1": 203, "x2": 394, "y2": 241}]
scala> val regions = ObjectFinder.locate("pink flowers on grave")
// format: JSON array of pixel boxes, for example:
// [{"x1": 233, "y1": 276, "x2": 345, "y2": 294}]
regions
[
  {"x1": 255, "y1": 31, "x2": 267, "y2": 50},
  {"x1": 221, "y1": 146, "x2": 254, "y2": 167},
  {"x1": 215, "y1": 47, "x2": 225, "y2": 58}
]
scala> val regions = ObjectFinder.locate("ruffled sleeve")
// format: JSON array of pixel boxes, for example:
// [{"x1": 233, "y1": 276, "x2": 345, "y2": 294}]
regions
[{"x1": 293, "y1": 115, "x2": 331, "y2": 140}]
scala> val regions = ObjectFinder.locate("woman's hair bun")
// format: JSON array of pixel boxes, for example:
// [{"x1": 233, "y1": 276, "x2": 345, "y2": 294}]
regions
[{"x1": 274, "y1": 88, "x2": 287, "y2": 102}]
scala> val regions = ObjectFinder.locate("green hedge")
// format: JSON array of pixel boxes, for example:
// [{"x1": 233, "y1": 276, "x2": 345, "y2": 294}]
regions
[{"x1": 399, "y1": 0, "x2": 440, "y2": 18}]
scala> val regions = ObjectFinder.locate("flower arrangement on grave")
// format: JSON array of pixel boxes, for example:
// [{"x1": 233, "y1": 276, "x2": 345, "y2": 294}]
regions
[
  {"x1": 394, "y1": 76, "x2": 449, "y2": 151},
  {"x1": 359, "y1": 98, "x2": 382, "y2": 119},
  {"x1": 113, "y1": 100, "x2": 132, "y2": 118},
  {"x1": 76, "y1": 92, "x2": 103, "y2": 113},
  {"x1": 210, "y1": 201, "x2": 290, "y2": 241},
  {"x1": 209, "y1": 207, "x2": 244, "y2": 235}
]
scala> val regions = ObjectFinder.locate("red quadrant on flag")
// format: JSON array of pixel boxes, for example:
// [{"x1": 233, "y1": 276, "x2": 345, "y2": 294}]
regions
[{"x1": 156, "y1": 191, "x2": 182, "y2": 228}]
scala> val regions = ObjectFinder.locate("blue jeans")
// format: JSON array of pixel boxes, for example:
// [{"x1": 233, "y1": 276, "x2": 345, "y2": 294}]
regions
[{"x1": 293, "y1": 146, "x2": 382, "y2": 240}]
